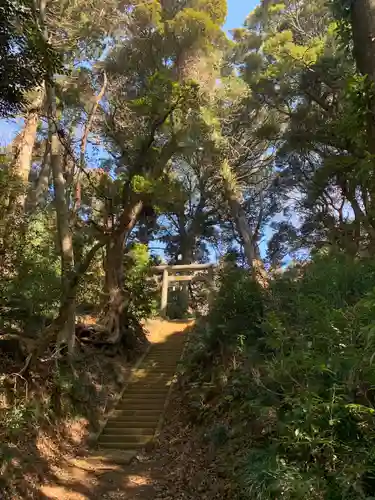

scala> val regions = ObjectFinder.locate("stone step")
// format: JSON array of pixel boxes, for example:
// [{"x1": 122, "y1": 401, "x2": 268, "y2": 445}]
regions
[
  {"x1": 99, "y1": 442, "x2": 142, "y2": 451},
  {"x1": 116, "y1": 402, "x2": 165, "y2": 411},
  {"x1": 110, "y1": 409, "x2": 161, "y2": 418},
  {"x1": 119, "y1": 396, "x2": 166, "y2": 402},
  {"x1": 120, "y1": 394, "x2": 167, "y2": 401},
  {"x1": 95, "y1": 322, "x2": 190, "y2": 453},
  {"x1": 99, "y1": 434, "x2": 153, "y2": 445},
  {"x1": 123, "y1": 388, "x2": 169, "y2": 394},
  {"x1": 141, "y1": 361, "x2": 181, "y2": 367},
  {"x1": 104, "y1": 420, "x2": 159, "y2": 429},
  {"x1": 102, "y1": 427, "x2": 154, "y2": 436}
]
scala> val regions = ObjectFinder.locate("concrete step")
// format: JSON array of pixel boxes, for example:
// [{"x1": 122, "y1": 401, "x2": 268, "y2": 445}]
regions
[
  {"x1": 119, "y1": 393, "x2": 168, "y2": 400},
  {"x1": 144, "y1": 351, "x2": 183, "y2": 356},
  {"x1": 128, "y1": 380, "x2": 173, "y2": 387},
  {"x1": 120, "y1": 394, "x2": 168, "y2": 400},
  {"x1": 141, "y1": 361, "x2": 181, "y2": 368},
  {"x1": 110, "y1": 409, "x2": 161, "y2": 418},
  {"x1": 104, "y1": 420, "x2": 159, "y2": 429},
  {"x1": 95, "y1": 322, "x2": 190, "y2": 452},
  {"x1": 116, "y1": 402, "x2": 165, "y2": 411},
  {"x1": 132, "y1": 370, "x2": 174, "y2": 378},
  {"x1": 99, "y1": 434, "x2": 153, "y2": 445},
  {"x1": 121, "y1": 392, "x2": 167, "y2": 399},
  {"x1": 120, "y1": 394, "x2": 167, "y2": 401},
  {"x1": 102, "y1": 427, "x2": 154, "y2": 436},
  {"x1": 68, "y1": 451, "x2": 137, "y2": 468},
  {"x1": 123, "y1": 388, "x2": 169, "y2": 394},
  {"x1": 125, "y1": 384, "x2": 171, "y2": 391},
  {"x1": 99, "y1": 442, "x2": 143, "y2": 451}
]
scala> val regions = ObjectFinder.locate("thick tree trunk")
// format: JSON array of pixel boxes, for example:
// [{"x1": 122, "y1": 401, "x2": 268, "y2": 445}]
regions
[
  {"x1": 351, "y1": 0, "x2": 375, "y2": 82},
  {"x1": 102, "y1": 200, "x2": 144, "y2": 344},
  {"x1": 351, "y1": 0, "x2": 375, "y2": 153}
]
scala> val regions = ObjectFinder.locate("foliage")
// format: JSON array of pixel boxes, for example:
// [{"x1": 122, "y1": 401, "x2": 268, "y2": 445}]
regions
[
  {"x1": 0, "y1": 210, "x2": 61, "y2": 333},
  {"x1": 183, "y1": 255, "x2": 375, "y2": 499},
  {"x1": 123, "y1": 243, "x2": 158, "y2": 321},
  {"x1": 204, "y1": 264, "x2": 264, "y2": 353},
  {"x1": 0, "y1": 0, "x2": 61, "y2": 116}
]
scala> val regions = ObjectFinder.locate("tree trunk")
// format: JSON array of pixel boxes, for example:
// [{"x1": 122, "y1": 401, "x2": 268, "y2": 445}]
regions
[
  {"x1": 351, "y1": 0, "x2": 375, "y2": 153},
  {"x1": 7, "y1": 110, "x2": 40, "y2": 214},
  {"x1": 351, "y1": 0, "x2": 375, "y2": 82},
  {"x1": 221, "y1": 166, "x2": 268, "y2": 285},
  {"x1": 26, "y1": 132, "x2": 52, "y2": 211},
  {"x1": 35, "y1": 241, "x2": 105, "y2": 357},
  {"x1": 101, "y1": 200, "x2": 144, "y2": 344},
  {"x1": 48, "y1": 85, "x2": 76, "y2": 354}
]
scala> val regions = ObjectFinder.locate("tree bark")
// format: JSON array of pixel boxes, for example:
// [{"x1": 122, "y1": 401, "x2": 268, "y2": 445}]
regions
[
  {"x1": 351, "y1": 0, "x2": 375, "y2": 153},
  {"x1": 48, "y1": 85, "x2": 76, "y2": 354},
  {"x1": 26, "y1": 133, "x2": 51, "y2": 211},
  {"x1": 7, "y1": 109, "x2": 40, "y2": 214},
  {"x1": 221, "y1": 165, "x2": 268, "y2": 285},
  {"x1": 102, "y1": 200, "x2": 144, "y2": 343}
]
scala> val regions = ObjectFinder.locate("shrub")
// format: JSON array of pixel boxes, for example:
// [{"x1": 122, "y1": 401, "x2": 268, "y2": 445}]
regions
[
  {"x1": 184, "y1": 255, "x2": 375, "y2": 499},
  {"x1": 203, "y1": 265, "x2": 264, "y2": 353},
  {"x1": 123, "y1": 243, "x2": 158, "y2": 321}
]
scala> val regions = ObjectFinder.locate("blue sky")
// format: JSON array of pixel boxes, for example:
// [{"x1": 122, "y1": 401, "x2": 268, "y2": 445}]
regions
[{"x1": 225, "y1": 0, "x2": 259, "y2": 32}]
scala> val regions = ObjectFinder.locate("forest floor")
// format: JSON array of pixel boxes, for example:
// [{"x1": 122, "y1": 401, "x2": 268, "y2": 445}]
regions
[{"x1": 36, "y1": 319, "x2": 228, "y2": 500}]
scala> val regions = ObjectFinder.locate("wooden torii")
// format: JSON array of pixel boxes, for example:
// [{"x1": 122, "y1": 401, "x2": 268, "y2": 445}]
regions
[{"x1": 152, "y1": 263, "x2": 216, "y2": 317}]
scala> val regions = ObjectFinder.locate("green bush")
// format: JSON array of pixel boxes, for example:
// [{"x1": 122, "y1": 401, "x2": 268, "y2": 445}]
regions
[
  {"x1": 204, "y1": 265, "x2": 264, "y2": 353},
  {"x1": 0, "y1": 211, "x2": 61, "y2": 333},
  {"x1": 123, "y1": 243, "x2": 158, "y2": 321},
  {"x1": 184, "y1": 255, "x2": 375, "y2": 499}
]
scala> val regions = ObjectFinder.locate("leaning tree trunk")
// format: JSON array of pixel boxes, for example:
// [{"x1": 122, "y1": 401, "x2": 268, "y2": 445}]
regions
[{"x1": 221, "y1": 162, "x2": 268, "y2": 285}]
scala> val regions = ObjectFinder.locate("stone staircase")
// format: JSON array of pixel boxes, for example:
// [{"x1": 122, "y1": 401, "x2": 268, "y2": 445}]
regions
[{"x1": 97, "y1": 324, "x2": 188, "y2": 458}]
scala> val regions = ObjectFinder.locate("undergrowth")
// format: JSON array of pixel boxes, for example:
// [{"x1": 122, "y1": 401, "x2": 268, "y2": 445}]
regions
[
  {"x1": 0, "y1": 351, "x2": 131, "y2": 498},
  {"x1": 182, "y1": 255, "x2": 375, "y2": 499}
]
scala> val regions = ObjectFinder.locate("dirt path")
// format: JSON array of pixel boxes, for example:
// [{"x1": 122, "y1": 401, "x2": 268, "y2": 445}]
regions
[{"x1": 39, "y1": 320, "x2": 194, "y2": 500}]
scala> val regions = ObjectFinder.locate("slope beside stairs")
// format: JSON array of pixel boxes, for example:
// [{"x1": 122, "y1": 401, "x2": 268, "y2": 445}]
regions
[{"x1": 93, "y1": 320, "x2": 192, "y2": 465}]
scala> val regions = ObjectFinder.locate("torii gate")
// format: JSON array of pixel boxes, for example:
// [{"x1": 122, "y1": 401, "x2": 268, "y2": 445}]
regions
[{"x1": 152, "y1": 263, "x2": 216, "y2": 317}]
